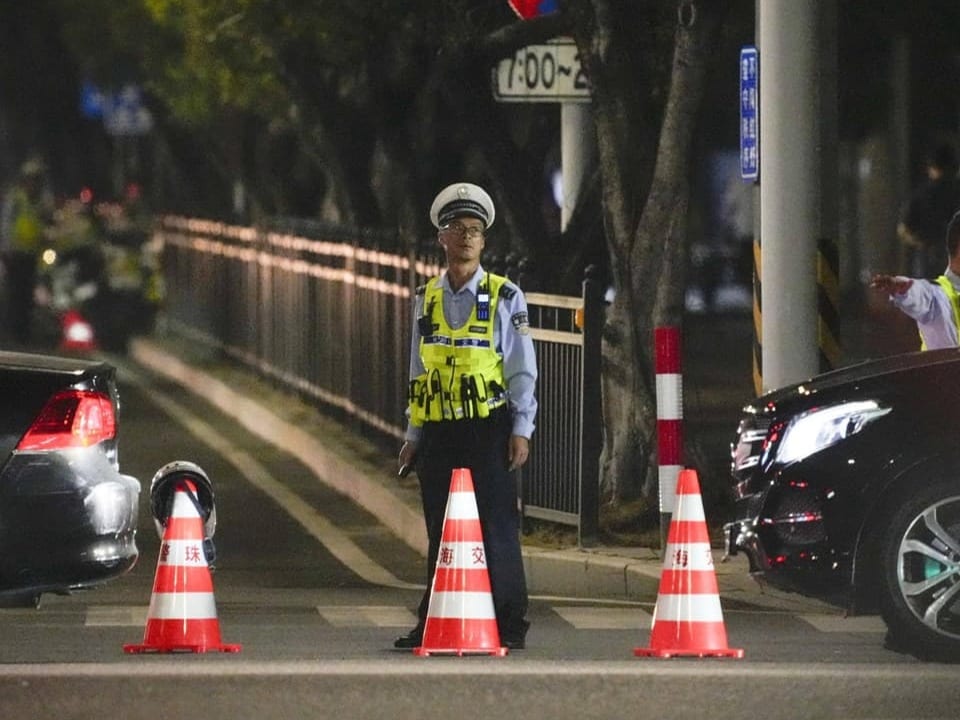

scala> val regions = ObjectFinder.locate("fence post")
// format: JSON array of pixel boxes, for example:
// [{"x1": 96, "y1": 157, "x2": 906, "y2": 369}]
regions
[{"x1": 578, "y1": 266, "x2": 604, "y2": 547}]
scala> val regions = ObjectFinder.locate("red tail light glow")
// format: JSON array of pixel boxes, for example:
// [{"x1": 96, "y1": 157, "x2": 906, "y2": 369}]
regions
[{"x1": 17, "y1": 390, "x2": 116, "y2": 450}]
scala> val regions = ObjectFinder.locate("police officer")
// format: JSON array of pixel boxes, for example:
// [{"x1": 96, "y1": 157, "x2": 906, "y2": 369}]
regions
[
  {"x1": 395, "y1": 182, "x2": 538, "y2": 650},
  {"x1": 0, "y1": 158, "x2": 53, "y2": 344},
  {"x1": 872, "y1": 210, "x2": 960, "y2": 350}
]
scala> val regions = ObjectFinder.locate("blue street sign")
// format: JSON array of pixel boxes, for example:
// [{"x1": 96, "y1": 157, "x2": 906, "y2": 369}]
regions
[
  {"x1": 739, "y1": 46, "x2": 759, "y2": 182},
  {"x1": 80, "y1": 81, "x2": 106, "y2": 120}
]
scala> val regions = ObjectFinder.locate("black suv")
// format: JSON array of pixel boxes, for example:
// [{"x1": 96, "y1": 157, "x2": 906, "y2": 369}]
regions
[{"x1": 725, "y1": 348, "x2": 960, "y2": 660}]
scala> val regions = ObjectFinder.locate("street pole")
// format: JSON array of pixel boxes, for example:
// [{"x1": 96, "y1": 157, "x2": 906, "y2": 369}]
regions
[
  {"x1": 758, "y1": 0, "x2": 820, "y2": 391},
  {"x1": 561, "y1": 103, "x2": 594, "y2": 231}
]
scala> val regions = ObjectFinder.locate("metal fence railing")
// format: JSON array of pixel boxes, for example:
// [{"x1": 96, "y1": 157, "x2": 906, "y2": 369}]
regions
[{"x1": 155, "y1": 216, "x2": 603, "y2": 541}]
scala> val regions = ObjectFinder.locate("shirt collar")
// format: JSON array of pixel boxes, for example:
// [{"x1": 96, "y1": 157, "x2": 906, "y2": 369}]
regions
[
  {"x1": 440, "y1": 265, "x2": 485, "y2": 295},
  {"x1": 946, "y1": 267, "x2": 960, "y2": 291}
]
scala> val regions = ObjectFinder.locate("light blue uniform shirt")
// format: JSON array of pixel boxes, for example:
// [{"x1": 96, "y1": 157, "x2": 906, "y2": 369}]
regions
[
  {"x1": 405, "y1": 265, "x2": 538, "y2": 442},
  {"x1": 888, "y1": 266, "x2": 960, "y2": 350}
]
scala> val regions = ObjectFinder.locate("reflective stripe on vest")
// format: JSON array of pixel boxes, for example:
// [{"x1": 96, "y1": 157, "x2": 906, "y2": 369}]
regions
[
  {"x1": 408, "y1": 273, "x2": 509, "y2": 424},
  {"x1": 919, "y1": 276, "x2": 960, "y2": 350}
]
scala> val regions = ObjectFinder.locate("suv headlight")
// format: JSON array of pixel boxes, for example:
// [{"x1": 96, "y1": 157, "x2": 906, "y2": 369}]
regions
[{"x1": 774, "y1": 400, "x2": 890, "y2": 464}]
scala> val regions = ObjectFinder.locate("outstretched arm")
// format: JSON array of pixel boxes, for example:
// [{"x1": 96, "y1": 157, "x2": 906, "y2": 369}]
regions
[{"x1": 870, "y1": 273, "x2": 913, "y2": 295}]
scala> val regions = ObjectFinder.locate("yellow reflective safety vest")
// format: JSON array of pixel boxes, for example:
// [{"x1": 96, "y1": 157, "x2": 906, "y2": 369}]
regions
[
  {"x1": 919, "y1": 275, "x2": 960, "y2": 350},
  {"x1": 9, "y1": 189, "x2": 44, "y2": 253},
  {"x1": 408, "y1": 273, "x2": 510, "y2": 425}
]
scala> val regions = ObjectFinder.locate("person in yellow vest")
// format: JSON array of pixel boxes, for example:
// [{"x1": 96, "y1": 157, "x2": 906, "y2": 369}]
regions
[
  {"x1": 871, "y1": 210, "x2": 960, "y2": 350},
  {"x1": 394, "y1": 182, "x2": 538, "y2": 650},
  {"x1": 0, "y1": 158, "x2": 54, "y2": 344}
]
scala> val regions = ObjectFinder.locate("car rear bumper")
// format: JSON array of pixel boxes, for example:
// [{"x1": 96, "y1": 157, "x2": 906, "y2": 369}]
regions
[{"x1": 0, "y1": 452, "x2": 140, "y2": 593}]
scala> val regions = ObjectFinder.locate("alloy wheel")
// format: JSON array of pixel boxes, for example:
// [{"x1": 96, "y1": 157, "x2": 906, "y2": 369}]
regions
[{"x1": 896, "y1": 497, "x2": 960, "y2": 639}]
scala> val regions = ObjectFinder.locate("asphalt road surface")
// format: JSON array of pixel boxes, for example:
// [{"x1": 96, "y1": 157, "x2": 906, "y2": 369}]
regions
[{"x1": 0, "y1": 355, "x2": 956, "y2": 719}]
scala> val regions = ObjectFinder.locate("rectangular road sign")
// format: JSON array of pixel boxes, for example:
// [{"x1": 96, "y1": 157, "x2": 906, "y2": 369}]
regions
[
  {"x1": 740, "y1": 45, "x2": 759, "y2": 181},
  {"x1": 492, "y1": 40, "x2": 590, "y2": 103}
]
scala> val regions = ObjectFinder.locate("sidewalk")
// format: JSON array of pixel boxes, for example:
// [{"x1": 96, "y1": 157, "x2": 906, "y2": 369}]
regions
[{"x1": 126, "y1": 329, "x2": 841, "y2": 615}]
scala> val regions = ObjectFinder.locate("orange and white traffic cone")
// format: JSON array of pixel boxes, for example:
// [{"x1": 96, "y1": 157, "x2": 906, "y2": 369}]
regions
[
  {"x1": 414, "y1": 468, "x2": 507, "y2": 657},
  {"x1": 635, "y1": 468, "x2": 743, "y2": 658},
  {"x1": 124, "y1": 479, "x2": 241, "y2": 654}
]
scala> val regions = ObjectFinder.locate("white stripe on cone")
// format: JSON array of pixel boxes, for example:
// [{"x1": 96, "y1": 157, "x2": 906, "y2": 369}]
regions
[
  {"x1": 170, "y1": 490, "x2": 203, "y2": 518},
  {"x1": 671, "y1": 494, "x2": 707, "y2": 523},
  {"x1": 436, "y1": 541, "x2": 489, "y2": 569},
  {"x1": 660, "y1": 541, "x2": 714, "y2": 571},
  {"x1": 148, "y1": 592, "x2": 219, "y2": 619},
  {"x1": 652, "y1": 593, "x2": 725, "y2": 623},
  {"x1": 156, "y1": 539, "x2": 208, "y2": 566},
  {"x1": 445, "y1": 491, "x2": 480, "y2": 520},
  {"x1": 426, "y1": 591, "x2": 497, "y2": 619}
]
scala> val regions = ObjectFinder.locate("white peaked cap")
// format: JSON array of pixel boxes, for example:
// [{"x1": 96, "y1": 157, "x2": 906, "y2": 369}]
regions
[{"x1": 429, "y1": 182, "x2": 495, "y2": 229}]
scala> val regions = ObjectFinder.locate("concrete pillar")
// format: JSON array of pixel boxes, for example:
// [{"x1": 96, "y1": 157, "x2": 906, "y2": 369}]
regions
[
  {"x1": 561, "y1": 103, "x2": 594, "y2": 231},
  {"x1": 758, "y1": 0, "x2": 820, "y2": 391}
]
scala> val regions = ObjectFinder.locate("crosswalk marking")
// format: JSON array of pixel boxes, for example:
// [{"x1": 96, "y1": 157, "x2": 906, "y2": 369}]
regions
[
  {"x1": 316, "y1": 606, "x2": 418, "y2": 628},
  {"x1": 798, "y1": 614, "x2": 886, "y2": 633},
  {"x1": 552, "y1": 607, "x2": 652, "y2": 630},
  {"x1": 85, "y1": 606, "x2": 149, "y2": 627},
  {"x1": 78, "y1": 604, "x2": 886, "y2": 634}
]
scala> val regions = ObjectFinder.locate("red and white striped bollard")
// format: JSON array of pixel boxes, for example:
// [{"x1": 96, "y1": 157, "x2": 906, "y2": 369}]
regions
[{"x1": 655, "y1": 326, "x2": 683, "y2": 549}]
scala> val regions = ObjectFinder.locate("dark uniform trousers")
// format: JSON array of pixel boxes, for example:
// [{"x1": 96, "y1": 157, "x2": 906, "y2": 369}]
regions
[
  {"x1": 414, "y1": 406, "x2": 528, "y2": 636},
  {"x1": 2, "y1": 250, "x2": 37, "y2": 345}
]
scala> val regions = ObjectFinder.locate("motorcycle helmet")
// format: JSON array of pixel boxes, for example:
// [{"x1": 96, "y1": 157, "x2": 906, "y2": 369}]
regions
[{"x1": 149, "y1": 460, "x2": 217, "y2": 540}]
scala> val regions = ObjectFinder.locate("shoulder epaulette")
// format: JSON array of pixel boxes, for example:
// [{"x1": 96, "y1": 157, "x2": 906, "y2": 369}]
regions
[{"x1": 498, "y1": 283, "x2": 517, "y2": 301}]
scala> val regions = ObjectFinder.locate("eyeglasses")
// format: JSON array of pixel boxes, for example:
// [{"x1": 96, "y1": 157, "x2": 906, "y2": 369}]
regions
[{"x1": 440, "y1": 222, "x2": 484, "y2": 240}]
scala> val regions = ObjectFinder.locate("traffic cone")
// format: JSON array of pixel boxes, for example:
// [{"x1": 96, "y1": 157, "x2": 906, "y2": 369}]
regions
[
  {"x1": 414, "y1": 468, "x2": 507, "y2": 656},
  {"x1": 124, "y1": 479, "x2": 241, "y2": 654},
  {"x1": 635, "y1": 468, "x2": 743, "y2": 658}
]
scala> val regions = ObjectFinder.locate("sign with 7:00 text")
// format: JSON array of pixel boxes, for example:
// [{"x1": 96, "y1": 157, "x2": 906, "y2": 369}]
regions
[{"x1": 492, "y1": 39, "x2": 590, "y2": 103}]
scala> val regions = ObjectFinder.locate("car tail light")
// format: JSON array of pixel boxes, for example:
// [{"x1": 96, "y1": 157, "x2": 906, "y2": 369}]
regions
[{"x1": 17, "y1": 390, "x2": 116, "y2": 450}]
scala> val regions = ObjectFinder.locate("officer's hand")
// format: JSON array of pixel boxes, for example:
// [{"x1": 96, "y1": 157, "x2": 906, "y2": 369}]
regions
[
  {"x1": 508, "y1": 435, "x2": 530, "y2": 471},
  {"x1": 398, "y1": 441, "x2": 418, "y2": 478},
  {"x1": 869, "y1": 273, "x2": 912, "y2": 295}
]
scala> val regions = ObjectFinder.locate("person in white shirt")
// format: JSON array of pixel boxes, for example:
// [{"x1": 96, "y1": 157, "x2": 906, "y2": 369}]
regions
[{"x1": 872, "y1": 210, "x2": 960, "y2": 350}]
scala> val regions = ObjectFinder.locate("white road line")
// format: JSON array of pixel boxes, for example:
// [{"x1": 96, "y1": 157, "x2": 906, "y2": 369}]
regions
[
  {"x1": 551, "y1": 606, "x2": 651, "y2": 630},
  {"x1": 798, "y1": 614, "x2": 887, "y2": 633},
  {"x1": 118, "y1": 362, "x2": 420, "y2": 591},
  {"x1": 0, "y1": 660, "x2": 953, "y2": 679},
  {"x1": 84, "y1": 602, "x2": 888, "y2": 636},
  {"x1": 85, "y1": 606, "x2": 149, "y2": 627},
  {"x1": 317, "y1": 605, "x2": 418, "y2": 628}
]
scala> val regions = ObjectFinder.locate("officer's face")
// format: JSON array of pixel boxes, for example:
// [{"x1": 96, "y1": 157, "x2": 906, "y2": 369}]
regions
[{"x1": 438, "y1": 218, "x2": 485, "y2": 262}]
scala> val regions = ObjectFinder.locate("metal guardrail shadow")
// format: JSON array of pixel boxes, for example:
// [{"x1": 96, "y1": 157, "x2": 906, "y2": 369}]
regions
[{"x1": 155, "y1": 216, "x2": 602, "y2": 542}]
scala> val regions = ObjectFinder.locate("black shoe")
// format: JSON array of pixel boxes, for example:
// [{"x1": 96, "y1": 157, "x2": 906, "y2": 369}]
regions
[
  {"x1": 500, "y1": 619, "x2": 530, "y2": 650},
  {"x1": 393, "y1": 626, "x2": 423, "y2": 649},
  {"x1": 501, "y1": 634, "x2": 526, "y2": 650}
]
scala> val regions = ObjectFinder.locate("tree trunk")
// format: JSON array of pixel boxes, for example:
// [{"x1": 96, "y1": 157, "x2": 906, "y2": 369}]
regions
[{"x1": 576, "y1": 0, "x2": 730, "y2": 504}]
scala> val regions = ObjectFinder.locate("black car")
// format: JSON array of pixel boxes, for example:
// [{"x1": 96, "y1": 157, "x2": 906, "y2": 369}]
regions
[
  {"x1": 0, "y1": 350, "x2": 140, "y2": 606},
  {"x1": 725, "y1": 348, "x2": 960, "y2": 660}
]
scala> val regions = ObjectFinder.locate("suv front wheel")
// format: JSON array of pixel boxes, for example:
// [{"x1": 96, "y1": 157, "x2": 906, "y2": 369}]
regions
[{"x1": 879, "y1": 480, "x2": 960, "y2": 661}]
